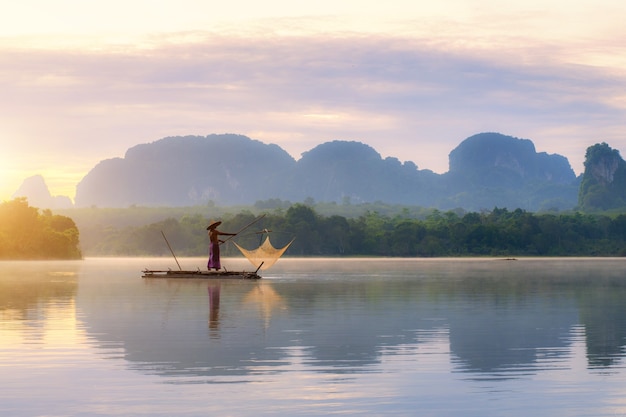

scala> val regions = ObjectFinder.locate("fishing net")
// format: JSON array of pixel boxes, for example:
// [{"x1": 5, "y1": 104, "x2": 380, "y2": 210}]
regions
[{"x1": 234, "y1": 236, "x2": 294, "y2": 270}]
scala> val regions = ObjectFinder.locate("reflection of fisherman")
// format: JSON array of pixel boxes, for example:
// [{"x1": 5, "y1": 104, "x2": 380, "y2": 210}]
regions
[
  {"x1": 207, "y1": 221, "x2": 236, "y2": 271},
  {"x1": 208, "y1": 283, "x2": 220, "y2": 331}
]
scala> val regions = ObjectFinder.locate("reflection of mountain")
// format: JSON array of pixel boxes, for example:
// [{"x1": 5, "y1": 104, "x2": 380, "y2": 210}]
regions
[
  {"x1": 448, "y1": 296, "x2": 576, "y2": 373},
  {"x1": 74, "y1": 260, "x2": 626, "y2": 381},
  {"x1": 77, "y1": 279, "x2": 289, "y2": 379},
  {"x1": 578, "y1": 283, "x2": 626, "y2": 369},
  {"x1": 274, "y1": 281, "x2": 443, "y2": 372},
  {"x1": 77, "y1": 278, "x2": 447, "y2": 379}
]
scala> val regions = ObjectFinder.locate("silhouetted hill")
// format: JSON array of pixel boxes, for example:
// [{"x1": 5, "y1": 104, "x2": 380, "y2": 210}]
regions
[
  {"x1": 578, "y1": 142, "x2": 626, "y2": 210},
  {"x1": 75, "y1": 134, "x2": 295, "y2": 207},
  {"x1": 448, "y1": 133, "x2": 575, "y2": 185},
  {"x1": 280, "y1": 140, "x2": 442, "y2": 205},
  {"x1": 12, "y1": 175, "x2": 73, "y2": 209},
  {"x1": 70, "y1": 132, "x2": 582, "y2": 211},
  {"x1": 440, "y1": 133, "x2": 579, "y2": 211}
]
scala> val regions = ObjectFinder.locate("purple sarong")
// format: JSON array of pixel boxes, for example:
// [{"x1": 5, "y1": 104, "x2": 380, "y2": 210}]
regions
[{"x1": 208, "y1": 242, "x2": 221, "y2": 270}]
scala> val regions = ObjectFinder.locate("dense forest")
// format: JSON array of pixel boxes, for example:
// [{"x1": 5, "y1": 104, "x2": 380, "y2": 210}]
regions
[
  {"x1": 81, "y1": 203, "x2": 626, "y2": 257},
  {"x1": 3, "y1": 196, "x2": 625, "y2": 259},
  {"x1": 0, "y1": 198, "x2": 82, "y2": 259}
]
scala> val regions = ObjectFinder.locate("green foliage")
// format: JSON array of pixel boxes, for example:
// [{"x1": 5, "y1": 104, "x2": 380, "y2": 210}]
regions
[
  {"x1": 0, "y1": 198, "x2": 82, "y2": 259},
  {"x1": 76, "y1": 203, "x2": 626, "y2": 257},
  {"x1": 579, "y1": 143, "x2": 626, "y2": 211}
]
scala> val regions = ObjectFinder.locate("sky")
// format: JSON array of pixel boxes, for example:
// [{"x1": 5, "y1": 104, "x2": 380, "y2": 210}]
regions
[{"x1": 2, "y1": 0, "x2": 626, "y2": 202}]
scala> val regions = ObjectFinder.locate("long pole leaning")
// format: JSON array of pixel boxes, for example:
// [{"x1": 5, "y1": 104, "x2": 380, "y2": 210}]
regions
[
  {"x1": 161, "y1": 230, "x2": 182, "y2": 271},
  {"x1": 220, "y1": 214, "x2": 267, "y2": 245}
]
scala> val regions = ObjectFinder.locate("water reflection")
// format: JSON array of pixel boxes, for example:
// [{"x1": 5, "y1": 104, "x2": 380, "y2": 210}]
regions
[
  {"x1": 0, "y1": 262, "x2": 78, "y2": 313},
  {"x1": 242, "y1": 283, "x2": 287, "y2": 330},
  {"x1": 207, "y1": 283, "x2": 220, "y2": 333},
  {"x1": 579, "y1": 287, "x2": 626, "y2": 369},
  {"x1": 3, "y1": 258, "x2": 626, "y2": 384},
  {"x1": 68, "y1": 258, "x2": 626, "y2": 383},
  {"x1": 0, "y1": 262, "x2": 79, "y2": 343}
]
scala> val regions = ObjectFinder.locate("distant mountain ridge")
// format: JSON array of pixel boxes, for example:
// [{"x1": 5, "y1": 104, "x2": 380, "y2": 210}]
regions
[
  {"x1": 448, "y1": 133, "x2": 575, "y2": 185},
  {"x1": 66, "y1": 132, "x2": 581, "y2": 211},
  {"x1": 75, "y1": 134, "x2": 295, "y2": 207},
  {"x1": 24, "y1": 132, "x2": 625, "y2": 212},
  {"x1": 12, "y1": 175, "x2": 73, "y2": 209},
  {"x1": 441, "y1": 133, "x2": 579, "y2": 211}
]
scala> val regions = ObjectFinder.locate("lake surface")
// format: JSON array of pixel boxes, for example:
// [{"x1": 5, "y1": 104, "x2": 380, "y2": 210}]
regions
[{"x1": 1, "y1": 257, "x2": 626, "y2": 416}]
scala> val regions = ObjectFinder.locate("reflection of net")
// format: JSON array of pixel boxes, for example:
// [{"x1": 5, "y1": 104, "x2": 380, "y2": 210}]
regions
[{"x1": 234, "y1": 236, "x2": 293, "y2": 270}]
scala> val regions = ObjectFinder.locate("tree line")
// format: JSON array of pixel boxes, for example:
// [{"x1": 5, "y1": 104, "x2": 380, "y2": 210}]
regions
[
  {"x1": 4, "y1": 197, "x2": 625, "y2": 258},
  {"x1": 0, "y1": 198, "x2": 82, "y2": 259},
  {"x1": 84, "y1": 204, "x2": 626, "y2": 257}
]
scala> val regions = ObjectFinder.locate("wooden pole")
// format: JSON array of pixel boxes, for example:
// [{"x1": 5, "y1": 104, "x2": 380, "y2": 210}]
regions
[
  {"x1": 161, "y1": 231, "x2": 182, "y2": 271},
  {"x1": 220, "y1": 214, "x2": 267, "y2": 245}
]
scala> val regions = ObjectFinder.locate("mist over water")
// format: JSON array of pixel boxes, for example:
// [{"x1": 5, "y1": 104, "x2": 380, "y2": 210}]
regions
[{"x1": 1, "y1": 257, "x2": 626, "y2": 416}]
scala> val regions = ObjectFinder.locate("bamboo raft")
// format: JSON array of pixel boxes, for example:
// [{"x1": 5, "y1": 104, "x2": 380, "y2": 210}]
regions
[
  {"x1": 142, "y1": 268, "x2": 261, "y2": 280},
  {"x1": 144, "y1": 216, "x2": 268, "y2": 280}
]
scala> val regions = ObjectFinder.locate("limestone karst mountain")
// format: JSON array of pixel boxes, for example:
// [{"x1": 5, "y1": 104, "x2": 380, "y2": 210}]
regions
[
  {"x1": 71, "y1": 132, "x2": 580, "y2": 211},
  {"x1": 578, "y1": 142, "x2": 626, "y2": 210},
  {"x1": 12, "y1": 175, "x2": 73, "y2": 209},
  {"x1": 16, "y1": 132, "x2": 590, "y2": 211}
]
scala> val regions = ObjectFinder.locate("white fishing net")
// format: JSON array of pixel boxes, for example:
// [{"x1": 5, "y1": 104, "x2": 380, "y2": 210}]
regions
[{"x1": 234, "y1": 236, "x2": 294, "y2": 270}]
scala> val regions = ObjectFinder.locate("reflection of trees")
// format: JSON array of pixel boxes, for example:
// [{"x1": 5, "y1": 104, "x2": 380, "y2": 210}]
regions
[
  {"x1": 0, "y1": 271, "x2": 77, "y2": 317},
  {"x1": 0, "y1": 264, "x2": 78, "y2": 344},
  {"x1": 77, "y1": 260, "x2": 626, "y2": 381},
  {"x1": 80, "y1": 278, "x2": 445, "y2": 379},
  {"x1": 82, "y1": 276, "x2": 580, "y2": 379},
  {"x1": 79, "y1": 279, "x2": 290, "y2": 379}
]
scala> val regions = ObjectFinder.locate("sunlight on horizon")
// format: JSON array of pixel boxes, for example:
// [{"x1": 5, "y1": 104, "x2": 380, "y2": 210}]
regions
[{"x1": 1, "y1": 164, "x2": 83, "y2": 202}]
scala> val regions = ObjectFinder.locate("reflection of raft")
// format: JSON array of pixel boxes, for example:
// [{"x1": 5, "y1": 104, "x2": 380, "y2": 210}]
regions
[{"x1": 142, "y1": 269, "x2": 261, "y2": 280}]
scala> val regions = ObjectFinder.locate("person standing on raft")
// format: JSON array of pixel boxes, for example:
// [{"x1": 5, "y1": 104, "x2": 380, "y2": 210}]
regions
[{"x1": 207, "y1": 221, "x2": 236, "y2": 271}]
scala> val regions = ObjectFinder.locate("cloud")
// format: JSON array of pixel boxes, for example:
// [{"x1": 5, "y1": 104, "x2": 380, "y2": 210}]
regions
[{"x1": 2, "y1": 29, "x2": 626, "y2": 199}]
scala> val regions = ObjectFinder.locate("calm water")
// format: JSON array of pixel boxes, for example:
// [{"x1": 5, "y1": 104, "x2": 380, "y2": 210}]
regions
[{"x1": 2, "y1": 257, "x2": 626, "y2": 417}]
